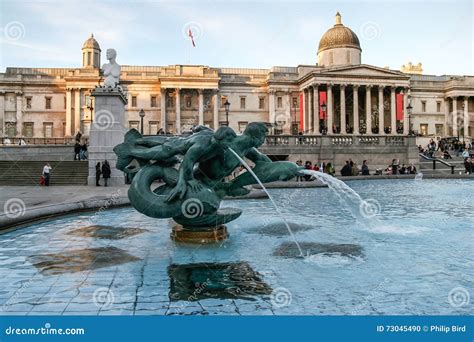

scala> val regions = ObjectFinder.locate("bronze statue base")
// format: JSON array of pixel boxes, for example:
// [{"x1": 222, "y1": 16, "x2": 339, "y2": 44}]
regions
[{"x1": 171, "y1": 224, "x2": 228, "y2": 244}]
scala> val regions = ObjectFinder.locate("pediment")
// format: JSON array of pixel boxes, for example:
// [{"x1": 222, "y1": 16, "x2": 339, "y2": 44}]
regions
[{"x1": 320, "y1": 64, "x2": 409, "y2": 78}]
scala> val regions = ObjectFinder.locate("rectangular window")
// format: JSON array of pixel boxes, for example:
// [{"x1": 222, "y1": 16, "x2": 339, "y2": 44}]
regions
[
  {"x1": 131, "y1": 96, "x2": 137, "y2": 108},
  {"x1": 220, "y1": 96, "x2": 227, "y2": 108},
  {"x1": 259, "y1": 97, "x2": 265, "y2": 109},
  {"x1": 240, "y1": 97, "x2": 246, "y2": 109},
  {"x1": 87, "y1": 52, "x2": 91, "y2": 65},
  {"x1": 436, "y1": 101, "x2": 441, "y2": 112},
  {"x1": 23, "y1": 122, "x2": 34, "y2": 137},
  {"x1": 129, "y1": 121, "x2": 139, "y2": 130},
  {"x1": 26, "y1": 97, "x2": 32, "y2": 109},
  {"x1": 45, "y1": 97, "x2": 52, "y2": 110},
  {"x1": 6, "y1": 122, "x2": 16, "y2": 137},
  {"x1": 421, "y1": 101, "x2": 426, "y2": 112},
  {"x1": 150, "y1": 96, "x2": 157, "y2": 108},
  {"x1": 435, "y1": 124, "x2": 443, "y2": 135},
  {"x1": 149, "y1": 121, "x2": 159, "y2": 135},
  {"x1": 238, "y1": 121, "x2": 248, "y2": 133},
  {"x1": 292, "y1": 97, "x2": 298, "y2": 108},
  {"x1": 277, "y1": 96, "x2": 283, "y2": 108},
  {"x1": 420, "y1": 123, "x2": 428, "y2": 136},
  {"x1": 43, "y1": 122, "x2": 53, "y2": 138},
  {"x1": 167, "y1": 97, "x2": 174, "y2": 108}
]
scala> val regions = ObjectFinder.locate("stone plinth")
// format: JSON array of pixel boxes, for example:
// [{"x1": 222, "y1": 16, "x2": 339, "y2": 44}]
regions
[{"x1": 88, "y1": 87, "x2": 128, "y2": 186}]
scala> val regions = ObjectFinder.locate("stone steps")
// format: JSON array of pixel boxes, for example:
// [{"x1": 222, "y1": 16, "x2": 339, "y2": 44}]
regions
[{"x1": 0, "y1": 161, "x2": 88, "y2": 185}]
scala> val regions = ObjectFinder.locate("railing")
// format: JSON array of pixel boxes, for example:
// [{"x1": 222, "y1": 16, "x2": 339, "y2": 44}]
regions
[
  {"x1": 263, "y1": 135, "x2": 411, "y2": 147},
  {"x1": 419, "y1": 153, "x2": 455, "y2": 174},
  {"x1": 1, "y1": 137, "x2": 76, "y2": 145}
]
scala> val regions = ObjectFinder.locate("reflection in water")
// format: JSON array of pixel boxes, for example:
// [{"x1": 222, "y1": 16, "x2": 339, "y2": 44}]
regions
[
  {"x1": 28, "y1": 247, "x2": 141, "y2": 275},
  {"x1": 246, "y1": 221, "x2": 316, "y2": 237},
  {"x1": 274, "y1": 242, "x2": 364, "y2": 259},
  {"x1": 67, "y1": 225, "x2": 147, "y2": 239},
  {"x1": 168, "y1": 262, "x2": 272, "y2": 301}
]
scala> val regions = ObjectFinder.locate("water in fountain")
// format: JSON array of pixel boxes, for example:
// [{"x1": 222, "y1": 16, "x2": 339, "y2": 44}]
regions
[
  {"x1": 228, "y1": 148, "x2": 304, "y2": 257},
  {"x1": 415, "y1": 172, "x2": 424, "y2": 181},
  {"x1": 300, "y1": 169, "x2": 380, "y2": 229}
]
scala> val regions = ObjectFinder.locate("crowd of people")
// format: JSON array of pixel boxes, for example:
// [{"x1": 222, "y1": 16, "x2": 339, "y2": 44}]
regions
[
  {"x1": 419, "y1": 138, "x2": 473, "y2": 174},
  {"x1": 73, "y1": 131, "x2": 88, "y2": 160}
]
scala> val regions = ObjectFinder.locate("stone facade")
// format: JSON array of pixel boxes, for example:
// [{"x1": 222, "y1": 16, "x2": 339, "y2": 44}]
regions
[{"x1": 0, "y1": 13, "x2": 473, "y2": 143}]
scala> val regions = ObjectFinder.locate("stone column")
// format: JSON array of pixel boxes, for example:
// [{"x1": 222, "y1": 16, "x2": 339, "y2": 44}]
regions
[
  {"x1": 175, "y1": 88, "x2": 181, "y2": 134},
  {"x1": 160, "y1": 88, "x2": 167, "y2": 131},
  {"x1": 65, "y1": 88, "x2": 72, "y2": 137},
  {"x1": 16, "y1": 92, "x2": 23, "y2": 137},
  {"x1": 198, "y1": 89, "x2": 204, "y2": 126},
  {"x1": 353, "y1": 85, "x2": 359, "y2": 134},
  {"x1": 74, "y1": 89, "x2": 81, "y2": 134},
  {"x1": 452, "y1": 97, "x2": 458, "y2": 137},
  {"x1": 269, "y1": 89, "x2": 275, "y2": 125},
  {"x1": 365, "y1": 85, "x2": 372, "y2": 135},
  {"x1": 378, "y1": 86, "x2": 384, "y2": 134},
  {"x1": 464, "y1": 97, "x2": 470, "y2": 139},
  {"x1": 327, "y1": 84, "x2": 333, "y2": 134},
  {"x1": 313, "y1": 85, "x2": 319, "y2": 134},
  {"x1": 308, "y1": 88, "x2": 313, "y2": 133},
  {"x1": 444, "y1": 98, "x2": 450, "y2": 136},
  {"x1": 213, "y1": 90, "x2": 219, "y2": 129},
  {"x1": 300, "y1": 89, "x2": 305, "y2": 133},
  {"x1": 88, "y1": 87, "x2": 128, "y2": 186},
  {"x1": 285, "y1": 90, "x2": 291, "y2": 134},
  {"x1": 0, "y1": 92, "x2": 5, "y2": 137},
  {"x1": 403, "y1": 90, "x2": 409, "y2": 135},
  {"x1": 391, "y1": 87, "x2": 397, "y2": 135},
  {"x1": 340, "y1": 85, "x2": 346, "y2": 134}
]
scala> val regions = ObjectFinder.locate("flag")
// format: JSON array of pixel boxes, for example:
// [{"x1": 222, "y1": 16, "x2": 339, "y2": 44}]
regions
[
  {"x1": 319, "y1": 91, "x2": 327, "y2": 119},
  {"x1": 188, "y1": 29, "x2": 196, "y2": 47}
]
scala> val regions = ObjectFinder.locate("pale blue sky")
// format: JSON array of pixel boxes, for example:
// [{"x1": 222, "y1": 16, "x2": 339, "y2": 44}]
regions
[{"x1": 0, "y1": 0, "x2": 472, "y2": 75}]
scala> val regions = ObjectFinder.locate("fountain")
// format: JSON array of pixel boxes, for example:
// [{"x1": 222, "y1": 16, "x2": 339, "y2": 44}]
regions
[{"x1": 113, "y1": 123, "x2": 303, "y2": 244}]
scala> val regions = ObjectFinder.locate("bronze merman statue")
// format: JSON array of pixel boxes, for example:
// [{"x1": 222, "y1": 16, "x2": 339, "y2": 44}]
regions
[{"x1": 113, "y1": 122, "x2": 301, "y2": 240}]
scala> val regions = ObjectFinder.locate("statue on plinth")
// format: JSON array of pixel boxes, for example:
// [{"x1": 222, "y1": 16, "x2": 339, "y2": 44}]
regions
[
  {"x1": 102, "y1": 48, "x2": 121, "y2": 88},
  {"x1": 113, "y1": 123, "x2": 302, "y2": 243}
]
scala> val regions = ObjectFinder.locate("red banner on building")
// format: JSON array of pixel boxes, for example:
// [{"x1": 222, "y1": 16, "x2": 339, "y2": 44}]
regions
[
  {"x1": 319, "y1": 91, "x2": 327, "y2": 119},
  {"x1": 396, "y1": 93, "x2": 404, "y2": 121},
  {"x1": 299, "y1": 92, "x2": 304, "y2": 132}
]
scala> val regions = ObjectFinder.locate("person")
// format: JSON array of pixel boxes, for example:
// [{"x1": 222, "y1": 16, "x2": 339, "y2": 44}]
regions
[
  {"x1": 304, "y1": 161, "x2": 313, "y2": 181},
  {"x1": 443, "y1": 150, "x2": 452, "y2": 159},
  {"x1": 400, "y1": 164, "x2": 407, "y2": 174},
  {"x1": 462, "y1": 149, "x2": 469, "y2": 159},
  {"x1": 325, "y1": 162, "x2": 335, "y2": 176},
  {"x1": 408, "y1": 164, "x2": 417, "y2": 174},
  {"x1": 42, "y1": 162, "x2": 52, "y2": 186},
  {"x1": 19, "y1": 138, "x2": 27, "y2": 146},
  {"x1": 101, "y1": 160, "x2": 111, "y2": 187},
  {"x1": 361, "y1": 160, "x2": 370, "y2": 175},
  {"x1": 74, "y1": 141, "x2": 81, "y2": 160},
  {"x1": 312, "y1": 163, "x2": 320, "y2": 172},
  {"x1": 4, "y1": 137, "x2": 11, "y2": 145},
  {"x1": 391, "y1": 159, "x2": 399, "y2": 175},
  {"x1": 80, "y1": 143, "x2": 88, "y2": 160},
  {"x1": 95, "y1": 162, "x2": 102, "y2": 186},
  {"x1": 351, "y1": 162, "x2": 359, "y2": 176},
  {"x1": 157, "y1": 128, "x2": 165, "y2": 135},
  {"x1": 75, "y1": 131, "x2": 82, "y2": 143},
  {"x1": 340, "y1": 160, "x2": 352, "y2": 177}
]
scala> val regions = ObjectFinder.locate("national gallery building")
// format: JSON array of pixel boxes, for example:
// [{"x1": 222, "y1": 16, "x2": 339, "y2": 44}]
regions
[{"x1": 0, "y1": 13, "x2": 473, "y2": 142}]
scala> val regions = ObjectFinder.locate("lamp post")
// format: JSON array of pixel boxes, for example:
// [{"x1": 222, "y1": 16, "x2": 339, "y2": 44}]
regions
[
  {"x1": 321, "y1": 101, "x2": 327, "y2": 135},
  {"x1": 406, "y1": 102, "x2": 413, "y2": 135},
  {"x1": 139, "y1": 109, "x2": 145, "y2": 135},
  {"x1": 224, "y1": 100, "x2": 230, "y2": 127}
]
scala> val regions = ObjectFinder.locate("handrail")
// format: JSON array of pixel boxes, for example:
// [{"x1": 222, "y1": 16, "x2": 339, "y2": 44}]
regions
[{"x1": 419, "y1": 153, "x2": 455, "y2": 174}]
